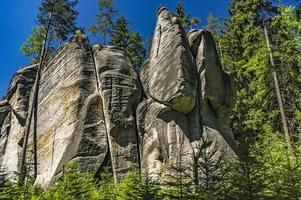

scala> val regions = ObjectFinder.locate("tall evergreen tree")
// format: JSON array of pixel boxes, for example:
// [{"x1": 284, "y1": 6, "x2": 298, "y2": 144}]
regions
[
  {"x1": 21, "y1": 0, "x2": 79, "y2": 63},
  {"x1": 89, "y1": 0, "x2": 117, "y2": 45},
  {"x1": 110, "y1": 17, "x2": 146, "y2": 70},
  {"x1": 19, "y1": 0, "x2": 79, "y2": 184},
  {"x1": 218, "y1": 1, "x2": 301, "y2": 196},
  {"x1": 174, "y1": 2, "x2": 191, "y2": 30}
]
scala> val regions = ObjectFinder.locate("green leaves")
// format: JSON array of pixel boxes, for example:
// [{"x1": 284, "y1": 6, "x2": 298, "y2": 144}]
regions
[
  {"x1": 21, "y1": 0, "x2": 79, "y2": 64},
  {"x1": 38, "y1": 0, "x2": 79, "y2": 42},
  {"x1": 174, "y1": 2, "x2": 200, "y2": 31},
  {"x1": 20, "y1": 26, "x2": 45, "y2": 64},
  {"x1": 110, "y1": 17, "x2": 146, "y2": 70},
  {"x1": 89, "y1": 0, "x2": 117, "y2": 45},
  {"x1": 174, "y1": 2, "x2": 191, "y2": 30}
]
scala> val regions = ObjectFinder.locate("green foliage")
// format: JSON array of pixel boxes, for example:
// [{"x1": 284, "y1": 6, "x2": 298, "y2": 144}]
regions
[
  {"x1": 190, "y1": 17, "x2": 201, "y2": 29},
  {"x1": 218, "y1": 0, "x2": 301, "y2": 142},
  {"x1": 95, "y1": 168, "x2": 117, "y2": 200},
  {"x1": 174, "y1": 2, "x2": 191, "y2": 30},
  {"x1": 43, "y1": 163, "x2": 97, "y2": 200},
  {"x1": 110, "y1": 17, "x2": 146, "y2": 69},
  {"x1": 38, "y1": 0, "x2": 79, "y2": 42},
  {"x1": 0, "y1": 174, "x2": 43, "y2": 200},
  {"x1": 21, "y1": 0, "x2": 79, "y2": 63},
  {"x1": 174, "y1": 2, "x2": 200, "y2": 31},
  {"x1": 116, "y1": 172, "x2": 144, "y2": 200},
  {"x1": 227, "y1": 133, "x2": 301, "y2": 199},
  {"x1": 89, "y1": 0, "x2": 117, "y2": 44},
  {"x1": 206, "y1": 12, "x2": 218, "y2": 32},
  {"x1": 9, "y1": 0, "x2": 301, "y2": 199},
  {"x1": 20, "y1": 26, "x2": 45, "y2": 64}
]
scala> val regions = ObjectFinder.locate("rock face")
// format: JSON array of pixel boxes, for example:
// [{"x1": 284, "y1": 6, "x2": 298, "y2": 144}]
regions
[
  {"x1": 93, "y1": 45, "x2": 141, "y2": 181},
  {"x1": 1, "y1": 65, "x2": 37, "y2": 174},
  {"x1": 141, "y1": 7, "x2": 197, "y2": 114},
  {"x1": 0, "y1": 6, "x2": 237, "y2": 187}
]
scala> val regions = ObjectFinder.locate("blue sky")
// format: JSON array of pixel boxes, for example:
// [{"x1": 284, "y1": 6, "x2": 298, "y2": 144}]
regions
[{"x1": 0, "y1": 0, "x2": 230, "y2": 98}]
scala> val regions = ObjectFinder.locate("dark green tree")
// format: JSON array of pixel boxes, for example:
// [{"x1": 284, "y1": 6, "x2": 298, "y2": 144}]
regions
[
  {"x1": 21, "y1": 0, "x2": 79, "y2": 63},
  {"x1": 19, "y1": 0, "x2": 79, "y2": 185},
  {"x1": 37, "y1": 0, "x2": 79, "y2": 42},
  {"x1": 89, "y1": 0, "x2": 117, "y2": 45},
  {"x1": 174, "y1": 2, "x2": 191, "y2": 30},
  {"x1": 110, "y1": 17, "x2": 146, "y2": 70},
  {"x1": 218, "y1": 1, "x2": 301, "y2": 197}
]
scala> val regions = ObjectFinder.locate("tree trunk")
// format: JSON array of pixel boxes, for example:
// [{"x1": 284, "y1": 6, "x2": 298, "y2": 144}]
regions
[
  {"x1": 264, "y1": 25, "x2": 292, "y2": 151},
  {"x1": 19, "y1": 12, "x2": 53, "y2": 184},
  {"x1": 218, "y1": 40, "x2": 224, "y2": 70}
]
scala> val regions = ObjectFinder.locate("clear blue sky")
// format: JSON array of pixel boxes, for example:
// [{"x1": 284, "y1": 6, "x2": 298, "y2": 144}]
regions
[{"x1": 0, "y1": 0, "x2": 230, "y2": 98}]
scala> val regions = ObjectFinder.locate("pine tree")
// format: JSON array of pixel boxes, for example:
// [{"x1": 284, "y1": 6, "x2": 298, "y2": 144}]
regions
[
  {"x1": 43, "y1": 163, "x2": 97, "y2": 200},
  {"x1": 174, "y1": 2, "x2": 191, "y2": 30},
  {"x1": 218, "y1": 1, "x2": 301, "y2": 197},
  {"x1": 96, "y1": 168, "x2": 117, "y2": 200},
  {"x1": 89, "y1": 0, "x2": 117, "y2": 45},
  {"x1": 20, "y1": 26, "x2": 46, "y2": 64},
  {"x1": 110, "y1": 17, "x2": 146, "y2": 70},
  {"x1": 37, "y1": 0, "x2": 79, "y2": 42},
  {"x1": 206, "y1": 12, "x2": 218, "y2": 32},
  {"x1": 19, "y1": 0, "x2": 79, "y2": 184},
  {"x1": 21, "y1": 0, "x2": 78, "y2": 63}
]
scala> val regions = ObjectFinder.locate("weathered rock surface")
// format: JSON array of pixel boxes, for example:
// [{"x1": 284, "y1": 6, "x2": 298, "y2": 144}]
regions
[
  {"x1": 93, "y1": 45, "x2": 141, "y2": 181},
  {"x1": 0, "y1": 100, "x2": 11, "y2": 128},
  {"x1": 188, "y1": 29, "x2": 237, "y2": 146},
  {"x1": 0, "y1": 64, "x2": 37, "y2": 175},
  {"x1": 141, "y1": 7, "x2": 197, "y2": 114},
  {"x1": 34, "y1": 37, "x2": 109, "y2": 186},
  {"x1": 0, "y1": 6, "x2": 238, "y2": 186}
]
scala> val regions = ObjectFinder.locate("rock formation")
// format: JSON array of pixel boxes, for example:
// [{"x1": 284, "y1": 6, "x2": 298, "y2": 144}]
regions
[{"x1": 0, "y1": 6, "x2": 237, "y2": 187}]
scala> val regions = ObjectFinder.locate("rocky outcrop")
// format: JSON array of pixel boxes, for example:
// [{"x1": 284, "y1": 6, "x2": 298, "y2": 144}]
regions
[
  {"x1": 0, "y1": 6, "x2": 237, "y2": 187},
  {"x1": 138, "y1": 8, "x2": 237, "y2": 179},
  {"x1": 32, "y1": 37, "x2": 109, "y2": 186},
  {"x1": 141, "y1": 7, "x2": 197, "y2": 114},
  {"x1": 0, "y1": 64, "x2": 37, "y2": 175},
  {"x1": 93, "y1": 45, "x2": 141, "y2": 181},
  {"x1": 188, "y1": 29, "x2": 237, "y2": 148}
]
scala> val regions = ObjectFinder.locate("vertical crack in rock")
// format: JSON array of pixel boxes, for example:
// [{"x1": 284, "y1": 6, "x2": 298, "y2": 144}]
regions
[
  {"x1": 141, "y1": 6, "x2": 197, "y2": 114},
  {"x1": 91, "y1": 44, "x2": 112, "y2": 175},
  {"x1": 32, "y1": 36, "x2": 109, "y2": 187},
  {"x1": 188, "y1": 29, "x2": 238, "y2": 157},
  {"x1": 93, "y1": 45, "x2": 141, "y2": 182},
  {"x1": 0, "y1": 64, "x2": 37, "y2": 176},
  {"x1": 0, "y1": 6, "x2": 238, "y2": 187}
]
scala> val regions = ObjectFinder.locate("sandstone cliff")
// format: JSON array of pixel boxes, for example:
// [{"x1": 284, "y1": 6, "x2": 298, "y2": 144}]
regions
[{"x1": 0, "y1": 6, "x2": 237, "y2": 187}]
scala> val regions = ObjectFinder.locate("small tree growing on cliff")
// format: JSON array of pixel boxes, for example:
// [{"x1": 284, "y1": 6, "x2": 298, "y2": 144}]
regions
[{"x1": 174, "y1": 2, "x2": 191, "y2": 30}]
